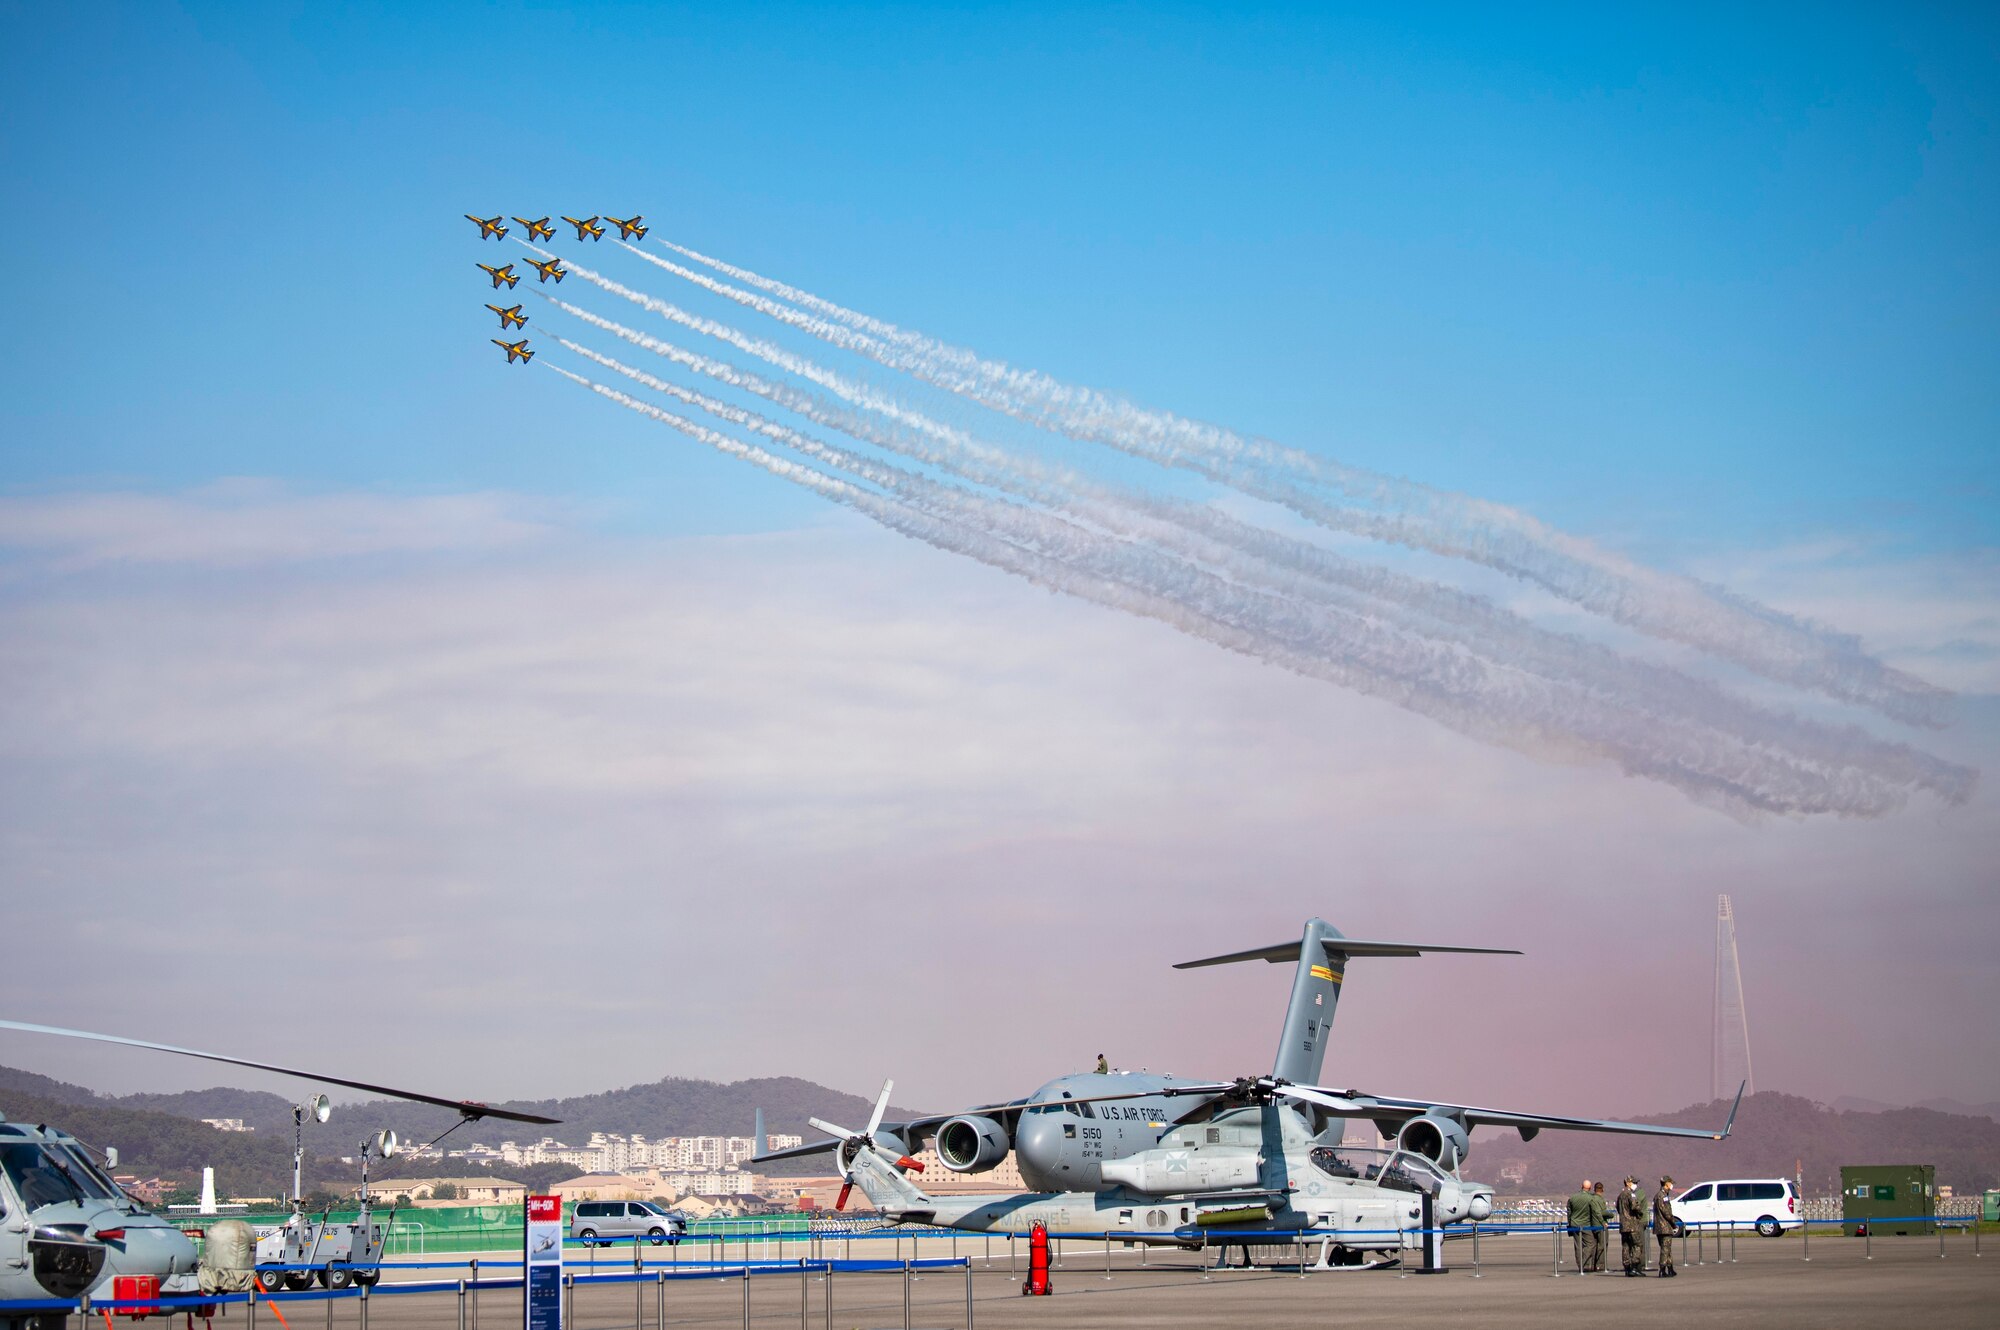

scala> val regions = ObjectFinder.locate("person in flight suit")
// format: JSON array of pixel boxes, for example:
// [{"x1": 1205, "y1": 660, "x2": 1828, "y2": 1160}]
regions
[
  {"x1": 1586, "y1": 1181, "x2": 1610, "y2": 1272},
  {"x1": 1616, "y1": 1176, "x2": 1647, "y2": 1275},
  {"x1": 1094, "y1": 1053, "x2": 1109, "y2": 1074},
  {"x1": 1652, "y1": 1176, "x2": 1679, "y2": 1277},
  {"x1": 1566, "y1": 1180, "x2": 1595, "y2": 1273}
]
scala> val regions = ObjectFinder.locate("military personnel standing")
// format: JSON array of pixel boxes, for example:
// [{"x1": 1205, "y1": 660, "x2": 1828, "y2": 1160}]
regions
[
  {"x1": 1616, "y1": 1176, "x2": 1647, "y2": 1275},
  {"x1": 1587, "y1": 1181, "x2": 1609, "y2": 1272},
  {"x1": 1566, "y1": 1179, "x2": 1595, "y2": 1272},
  {"x1": 1652, "y1": 1176, "x2": 1679, "y2": 1277}
]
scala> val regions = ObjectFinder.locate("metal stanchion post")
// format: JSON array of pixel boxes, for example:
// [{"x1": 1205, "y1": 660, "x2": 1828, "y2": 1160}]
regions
[
  {"x1": 1105, "y1": 1233, "x2": 1112, "y2": 1281},
  {"x1": 359, "y1": 1282, "x2": 369, "y2": 1330},
  {"x1": 470, "y1": 1258, "x2": 480, "y2": 1330},
  {"x1": 1804, "y1": 1213, "x2": 1811, "y2": 1261},
  {"x1": 458, "y1": 1279, "x2": 467, "y2": 1330},
  {"x1": 824, "y1": 1264, "x2": 833, "y2": 1330},
  {"x1": 740, "y1": 1267, "x2": 749, "y2": 1330},
  {"x1": 1866, "y1": 1222, "x2": 1872, "y2": 1259},
  {"x1": 327, "y1": 1283, "x2": 334, "y2": 1330},
  {"x1": 902, "y1": 1261, "x2": 911, "y2": 1330},
  {"x1": 564, "y1": 1273, "x2": 573, "y2": 1330},
  {"x1": 1471, "y1": 1222, "x2": 1481, "y2": 1278},
  {"x1": 799, "y1": 1262, "x2": 808, "y2": 1330},
  {"x1": 656, "y1": 1271, "x2": 665, "y2": 1330},
  {"x1": 1940, "y1": 1218, "x2": 1948, "y2": 1258},
  {"x1": 1009, "y1": 1234, "x2": 1016, "y2": 1282},
  {"x1": 1552, "y1": 1222, "x2": 1562, "y2": 1277},
  {"x1": 247, "y1": 1291, "x2": 256, "y2": 1330}
]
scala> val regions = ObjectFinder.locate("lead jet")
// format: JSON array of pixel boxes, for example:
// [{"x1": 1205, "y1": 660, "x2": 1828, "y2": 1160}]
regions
[
  {"x1": 528, "y1": 256, "x2": 567, "y2": 284},
  {"x1": 513, "y1": 215, "x2": 557, "y2": 243},
  {"x1": 465, "y1": 214, "x2": 508, "y2": 240},
  {"x1": 562, "y1": 215, "x2": 605, "y2": 241},
  {"x1": 492, "y1": 338, "x2": 534, "y2": 364},
  {"x1": 768, "y1": 916, "x2": 1742, "y2": 1263},
  {"x1": 486, "y1": 303, "x2": 528, "y2": 330},
  {"x1": 606, "y1": 214, "x2": 648, "y2": 241},
  {"x1": 478, "y1": 262, "x2": 520, "y2": 290}
]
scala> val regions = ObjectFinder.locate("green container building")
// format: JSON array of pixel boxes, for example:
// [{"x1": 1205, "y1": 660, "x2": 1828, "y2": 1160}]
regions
[
  {"x1": 1839, "y1": 1165, "x2": 1936, "y2": 1236},
  {"x1": 1984, "y1": 1190, "x2": 1999, "y2": 1224}
]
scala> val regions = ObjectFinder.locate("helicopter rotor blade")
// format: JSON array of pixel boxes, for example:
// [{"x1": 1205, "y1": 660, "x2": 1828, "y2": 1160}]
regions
[{"x1": 0, "y1": 1018, "x2": 561, "y2": 1125}]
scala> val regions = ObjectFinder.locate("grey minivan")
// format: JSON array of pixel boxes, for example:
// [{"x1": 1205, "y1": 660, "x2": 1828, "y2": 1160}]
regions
[{"x1": 569, "y1": 1200, "x2": 687, "y2": 1245}]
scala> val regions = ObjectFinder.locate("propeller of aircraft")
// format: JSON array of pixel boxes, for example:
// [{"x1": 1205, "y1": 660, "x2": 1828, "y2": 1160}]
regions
[{"x1": 805, "y1": 1079, "x2": 924, "y2": 1210}]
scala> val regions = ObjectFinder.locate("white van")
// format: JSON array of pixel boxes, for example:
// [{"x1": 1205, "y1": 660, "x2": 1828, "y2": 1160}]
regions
[{"x1": 1670, "y1": 1178, "x2": 1802, "y2": 1236}]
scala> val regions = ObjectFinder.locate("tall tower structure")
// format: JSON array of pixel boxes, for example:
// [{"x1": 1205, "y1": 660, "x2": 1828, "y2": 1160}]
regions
[{"x1": 1713, "y1": 894, "x2": 1754, "y2": 1100}]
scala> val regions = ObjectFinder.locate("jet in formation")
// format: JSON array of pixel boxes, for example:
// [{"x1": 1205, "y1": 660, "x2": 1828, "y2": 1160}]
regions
[
  {"x1": 478, "y1": 262, "x2": 519, "y2": 290},
  {"x1": 607, "y1": 214, "x2": 648, "y2": 241},
  {"x1": 513, "y1": 215, "x2": 557, "y2": 243},
  {"x1": 464, "y1": 214, "x2": 508, "y2": 240},
  {"x1": 0, "y1": 1019, "x2": 555, "y2": 1313},
  {"x1": 486, "y1": 303, "x2": 528, "y2": 330},
  {"x1": 492, "y1": 338, "x2": 535, "y2": 364},
  {"x1": 766, "y1": 917, "x2": 1742, "y2": 1265},
  {"x1": 529, "y1": 257, "x2": 568, "y2": 284},
  {"x1": 562, "y1": 215, "x2": 605, "y2": 242}
]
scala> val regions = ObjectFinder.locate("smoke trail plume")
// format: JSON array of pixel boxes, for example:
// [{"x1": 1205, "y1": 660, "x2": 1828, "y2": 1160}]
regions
[
  {"x1": 539, "y1": 346, "x2": 1973, "y2": 817},
  {"x1": 639, "y1": 236, "x2": 1952, "y2": 728}
]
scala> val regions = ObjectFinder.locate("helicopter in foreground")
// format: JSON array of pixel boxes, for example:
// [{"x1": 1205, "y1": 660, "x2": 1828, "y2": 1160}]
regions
[{"x1": 0, "y1": 1020, "x2": 556, "y2": 1322}]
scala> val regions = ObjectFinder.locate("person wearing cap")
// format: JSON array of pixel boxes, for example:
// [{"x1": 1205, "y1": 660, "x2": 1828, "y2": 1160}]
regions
[
  {"x1": 1566, "y1": 1179, "x2": 1595, "y2": 1273},
  {"x1": 1615, "y1": 1176, "x2": 1647, "y2": 1275},
  {"x1": 1586, "y1": 1181, "x2": 1609, "y2": 1272},
  {"x1": 1652, "y1": 1177, "x2": 1679, "y2": 1277}
]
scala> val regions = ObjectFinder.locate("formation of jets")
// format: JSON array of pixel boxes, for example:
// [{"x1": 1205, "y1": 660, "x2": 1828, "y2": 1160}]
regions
[{"x1": 466, "y1": 211, "x2": 643, "y2": 362}]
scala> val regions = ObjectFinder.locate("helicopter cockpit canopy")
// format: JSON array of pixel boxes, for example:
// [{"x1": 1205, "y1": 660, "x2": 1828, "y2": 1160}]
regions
[
  {"x1": 1306, "y1": 1145, "x2": 1449, "y2": 1196},
  {"x1": 0, "y1": 1129, "x2": 125, "y2": 1210}
]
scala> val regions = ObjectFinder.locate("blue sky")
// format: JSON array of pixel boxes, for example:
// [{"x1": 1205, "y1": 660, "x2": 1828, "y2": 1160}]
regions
[
  {"x1": 4, "y1": 2, "x2": 1994, "y2": 548},
  {"x1": 3, "y1": 4, "x2": 1997, "y2": 1111}
]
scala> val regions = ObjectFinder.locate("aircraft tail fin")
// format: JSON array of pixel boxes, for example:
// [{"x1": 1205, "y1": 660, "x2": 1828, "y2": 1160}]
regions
[{"x1": 1175, "y1": 919, "x2": 1519, "y2": 1086}]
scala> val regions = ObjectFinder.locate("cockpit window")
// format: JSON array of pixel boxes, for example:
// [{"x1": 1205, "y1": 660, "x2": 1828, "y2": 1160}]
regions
[
  {"x1": 1, "y1": 1141, "x2": 119, "y2": 1208},
  {"x1": 1306, "y1": 1145, "x2": 1441, "y2": 1195}
]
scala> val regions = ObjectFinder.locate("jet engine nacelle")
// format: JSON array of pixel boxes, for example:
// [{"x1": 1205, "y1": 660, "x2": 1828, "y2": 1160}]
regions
[
  {"x1": 1397, "y1": 1113, "x2": 1471, "y2": 1172},
  {"x1": 934, "y1": 1115, "x2": 1011, "y2": 1172},
  {"x1": 1098, "y1": 1148, "x2": 1261, "y2": 1196}
]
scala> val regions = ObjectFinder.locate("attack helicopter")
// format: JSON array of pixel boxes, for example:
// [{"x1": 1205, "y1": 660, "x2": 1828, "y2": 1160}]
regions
[
  {"x1": 767, "y1": 917, "x2": 1742, "y2": 1265},
  {"x1": 0, "y1": 1020, "x2": 556, "y2": 1319}
]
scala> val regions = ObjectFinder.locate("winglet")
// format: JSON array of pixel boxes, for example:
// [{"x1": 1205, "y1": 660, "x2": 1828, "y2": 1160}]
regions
[{"x1": 1714, "y1": 1080, "x2": 1747, "y2": 1140}]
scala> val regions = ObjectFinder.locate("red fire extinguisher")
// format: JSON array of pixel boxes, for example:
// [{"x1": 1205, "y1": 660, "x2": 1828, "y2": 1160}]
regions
[{"x1": 1022, "y1": 1221, "x2": 1052, "y2": 1296}]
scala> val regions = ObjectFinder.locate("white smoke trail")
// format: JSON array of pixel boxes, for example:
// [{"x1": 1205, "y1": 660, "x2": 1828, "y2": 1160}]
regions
[
  {"x1": 541, "y1": 308, "x2": 1972, "y2": 807},
  {"x1": 639, "y1": 236, "x2": 1952, "y2": 728},
  {"x1": 542, "y1": 347, "x2": 1971, "y2": 816}
]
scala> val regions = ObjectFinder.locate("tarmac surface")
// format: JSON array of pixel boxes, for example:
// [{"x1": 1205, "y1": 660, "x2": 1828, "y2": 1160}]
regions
[{"x1": 219, "y1": 1229, "x2": 1993, "y2": 1330}]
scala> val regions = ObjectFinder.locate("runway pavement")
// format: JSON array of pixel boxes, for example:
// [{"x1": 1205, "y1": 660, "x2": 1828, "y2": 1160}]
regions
[{"x1": 215, "y1": 1229, "x2": 1994, "y2": 1330}]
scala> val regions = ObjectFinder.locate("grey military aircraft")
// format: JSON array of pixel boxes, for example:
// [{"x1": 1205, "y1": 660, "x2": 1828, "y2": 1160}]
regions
[
  {"x1": 767, "y1": 917, "x2": 1742, "y2": 1262},
  {"x1": 0, "y1": 1020, "x2": 556, "y2": 1320}
]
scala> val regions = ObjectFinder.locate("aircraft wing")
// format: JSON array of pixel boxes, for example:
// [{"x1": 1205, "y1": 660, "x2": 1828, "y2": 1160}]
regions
[{"x1": 1317, "y1": 1081, "x2": 1745, "y2": 1143}]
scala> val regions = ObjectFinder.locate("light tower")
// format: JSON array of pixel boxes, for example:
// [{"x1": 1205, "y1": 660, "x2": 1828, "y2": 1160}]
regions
[{"x1": 1713, "y1": 895, "x2": 1754, "y2": 1101}]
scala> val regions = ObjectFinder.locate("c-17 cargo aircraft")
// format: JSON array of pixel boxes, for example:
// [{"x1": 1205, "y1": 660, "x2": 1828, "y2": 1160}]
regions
[
  {"x1": 769, "y1": 918, "x2": 1742, "y2": 1262},
  {"x1": 486, "y1": 303, "x2": 528, "y2": 330}
]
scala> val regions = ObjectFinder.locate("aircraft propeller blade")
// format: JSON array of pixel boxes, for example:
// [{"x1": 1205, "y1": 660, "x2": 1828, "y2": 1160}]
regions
[
  {"x1": 864, "y1": 1079, "x2": 894, "y2": 1139},
  {"x1": 808, "y1": 1117, "x2": 855, "y2": 1141},
  {"x1": 834, "y1": 1182, "x2": 853, "y2": 1211}
]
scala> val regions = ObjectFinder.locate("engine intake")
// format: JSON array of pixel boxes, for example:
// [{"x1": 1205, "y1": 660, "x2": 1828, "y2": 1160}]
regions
[
  {"x1": 1397, "y1": 1113, "x2": 1470, "y2": 1171},
  {"x1": 934, "y1": 1115, "x2": 1010, "y2": 1172}
]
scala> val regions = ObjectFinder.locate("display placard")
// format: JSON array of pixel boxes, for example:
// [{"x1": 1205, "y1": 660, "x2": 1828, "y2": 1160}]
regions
[{"x1": 525, "y1": 1194, "x2": 563, "y2": 1330}]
